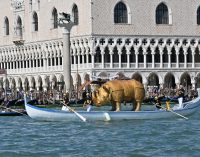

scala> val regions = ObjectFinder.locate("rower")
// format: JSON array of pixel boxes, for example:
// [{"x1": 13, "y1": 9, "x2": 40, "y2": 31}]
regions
[
  {"x1": 154, "y1": 96, "x2": 162, "y2": 110},
  {"x1": 177, "y1": 85, "x2": 185, "y2": 109},
  {"x1": 62, "y1": 92, "x2": 70, "y2": 111},
  {"x1": 83, "y1": 92, "x2": 93, "y2": 112},
  {"x1": 166, "y1": 97, "x2": 171, "y2": 110}
]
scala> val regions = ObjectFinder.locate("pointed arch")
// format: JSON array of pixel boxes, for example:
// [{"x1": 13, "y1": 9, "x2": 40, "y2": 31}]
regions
[
  {"x1": 131, "y1": 72, "x2": 143, "y2": 83},
  {"x1": 32, "y1": 12, "x2": 38, "y2": 31},
  {"x1": 104, "y1": 47, "x2": 110, "y2": 63},
  {"x1": 180, "y1": 72, "x2": 191, "y2": 87},
  {"x1": 95, "y1": 47, "x2": 101, "y2": 63},
  {"x1": 16, "y1": 16, "x2": 22, "y2": 36},
  {"x1": 72, "y1": 4, "x2": 79, "y2": 25},
  {"x1": 52, "y1": 7, "x2": 58, "y2": 28},
  {"x1": 164, "y1": 73, "x2": 176, "y2": 88},
  {"x1": 4, "y1": 17, "x2": 9, "y2": 35},
  {"x1": 147, "y1": 73, "x2": 159, "y2": 87}
]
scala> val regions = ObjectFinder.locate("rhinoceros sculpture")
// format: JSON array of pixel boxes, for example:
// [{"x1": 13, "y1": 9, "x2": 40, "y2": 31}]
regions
[{"x1": 92, "y1": 79, "x2": 145, "y2": 111}]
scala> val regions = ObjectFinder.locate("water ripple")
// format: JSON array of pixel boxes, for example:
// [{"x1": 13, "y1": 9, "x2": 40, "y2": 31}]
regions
[{"x1": 0, "y1": 111, "x2": 200, "y2": 157}]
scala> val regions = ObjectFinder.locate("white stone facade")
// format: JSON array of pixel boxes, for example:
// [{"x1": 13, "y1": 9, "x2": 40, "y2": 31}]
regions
[{"x1": 0, "y1": 0, "x2": 200, "y2": 94}]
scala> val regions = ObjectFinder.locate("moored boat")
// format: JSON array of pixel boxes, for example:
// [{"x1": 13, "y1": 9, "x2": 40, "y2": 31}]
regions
[
  {"x1": 0, "y1": 110, "x2": 26, "y2": 116},
  {"x1": 24, "y1": 95, "x2": 200, "y2": 122}
]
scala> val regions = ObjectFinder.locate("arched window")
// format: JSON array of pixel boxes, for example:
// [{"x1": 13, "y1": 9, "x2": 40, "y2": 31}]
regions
[
  {"x1": 114, "y1": 2, "x2": 128, "y2": 24},
  {"x1": 33, "y1": 12, "x2": 38, "y2": 31},
  {"x1": 156, "y1": 3, "x2": 169, "y2": 24},
  {"x1": 72, "y1": 4, "x2": 79, "y2": 25},
  {"x1": 16, "y1": 16, "x2": 22, "y2": 36},
  {"x1": 197, "y1": 6, "x2": 200, "y2": 25},
  {"x1": 52, "y1": 8, "x2": 58, "y2": 28},
  {"x1": 4, "y1": 17, "x2": 9, "y2": 35}
]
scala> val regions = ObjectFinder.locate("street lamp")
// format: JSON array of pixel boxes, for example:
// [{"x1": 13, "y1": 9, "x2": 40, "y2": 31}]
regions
[{"x1": 58, "y1": 12, "x2": 75, "y2": 95}]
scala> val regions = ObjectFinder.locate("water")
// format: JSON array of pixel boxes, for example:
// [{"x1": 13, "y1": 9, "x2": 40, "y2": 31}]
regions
[{"x1": 0, "y1": 110, "x2": 200, "y2": 157}]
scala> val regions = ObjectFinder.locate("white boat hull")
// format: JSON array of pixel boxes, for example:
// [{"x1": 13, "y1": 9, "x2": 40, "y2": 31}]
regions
[{"x1": 24, "y1": 96, "x2": 200, "y2": 122}]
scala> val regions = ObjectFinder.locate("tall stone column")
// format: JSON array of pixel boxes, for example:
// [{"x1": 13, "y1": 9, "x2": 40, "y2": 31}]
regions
[
  {"x1": 62, "y1": 27, "x2": 71, "y2": 93},
  {"x1": 58, "y1": 13, "x2": 74, "y2": 93}
]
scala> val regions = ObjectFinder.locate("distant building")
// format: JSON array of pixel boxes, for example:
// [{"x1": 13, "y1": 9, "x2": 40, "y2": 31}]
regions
[{"x1": 0, "y1": 0, "x2": 200, "y2": 94}]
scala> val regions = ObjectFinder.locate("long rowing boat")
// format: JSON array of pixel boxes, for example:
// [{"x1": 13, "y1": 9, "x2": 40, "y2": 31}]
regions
[{"x1": 24, "y1": 95, "x2": 200, "y2": 122}]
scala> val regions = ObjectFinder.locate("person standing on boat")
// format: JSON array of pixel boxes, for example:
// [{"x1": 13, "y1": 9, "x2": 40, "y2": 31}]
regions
[
  {"x1": 62, "y1": 92, "x2": 70, "y2": 111},
  {"x1": 177, "y1": 85, "x2": 185, "y2": 109},
  {"x1": 166, "y1": 97, "x2": 171, "y2": 110},
  {"x1": 154, "y1": 96, "x2": 162, "y2": 110},
  {"x1": 83, "y1": 92, "x2": 93, "y2": 112}
]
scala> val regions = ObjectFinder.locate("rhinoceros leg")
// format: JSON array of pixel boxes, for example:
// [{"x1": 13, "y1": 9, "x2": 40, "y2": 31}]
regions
[
  {"x1": 135, "y1": 101, "x2": 141, "y2": 111},
  {"x1": 110, "y1": 101, "x2": 116, "y2": 111},
  {"x1": 131, "y1": 100, "x2": 136, "y2": 111},
  {"x1": 115, "y1": 102, "x2": 121, "y2": 112}
]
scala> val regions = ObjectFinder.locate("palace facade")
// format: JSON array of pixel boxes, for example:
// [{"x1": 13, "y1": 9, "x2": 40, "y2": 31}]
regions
[{"x1": 1, "y1": 0, "x2": 200, "y2": 95}]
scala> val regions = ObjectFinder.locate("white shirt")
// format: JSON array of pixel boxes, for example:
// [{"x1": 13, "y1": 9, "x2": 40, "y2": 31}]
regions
[{"x1": 62, "y1": 105, "x2": 69, "y2": 111}]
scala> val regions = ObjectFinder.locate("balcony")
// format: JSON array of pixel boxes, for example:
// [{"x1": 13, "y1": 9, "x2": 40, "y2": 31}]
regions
[{"x1": 13, "y1": 35, "x2": 24, "y2": 45}]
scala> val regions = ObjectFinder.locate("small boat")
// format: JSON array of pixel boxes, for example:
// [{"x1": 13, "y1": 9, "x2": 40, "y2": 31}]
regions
[
  {"x1": 0, "y1": 109, "x2": 26, "y2": 116},
  {"x1": 24, "y1": 95, "x2": 200, "y2": 122}
]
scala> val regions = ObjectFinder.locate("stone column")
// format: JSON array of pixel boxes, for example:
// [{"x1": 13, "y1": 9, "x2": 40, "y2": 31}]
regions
[
  {"x1": 110, "y1": 53, "x2": 113, "y2": 68},
  {"x1": 101, "y1": 53, "x2": 104, "y2": 69},
  {"x1": 62, "y1": 27, "x2": 71, "y2": 93},
  {"x1": 127, "y1": 53, "x2": 130, "y2": 68},
  {"x1": 191, "y1": 48, "x2": 195, "y2": 68},
  {"x1": 159, "y1": 53, "x2": 163, "y2": 68},
  {"x1": 168, "y1": 53, "x2": 171, "y2": 68},
  {"x1": 143, "y1": 53, "x2": 147, "y2": 68},
  {"x1": 183, "y1": 49, "x2": 187, "y2": 68},
  {"x1": 118, "y1": 53, "x2": 121, "y2": 68},
  {"x1": 152, "y1": 54, "x2": 155, "y2": 68},
  {"x1": 135, "y1": 52, "x2": 138, "y2": 68}
]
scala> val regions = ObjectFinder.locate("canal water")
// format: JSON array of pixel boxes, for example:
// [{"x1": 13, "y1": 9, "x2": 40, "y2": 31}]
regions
[{"x1": 0, "y1": 108, "x2": 200, "y2": 157}]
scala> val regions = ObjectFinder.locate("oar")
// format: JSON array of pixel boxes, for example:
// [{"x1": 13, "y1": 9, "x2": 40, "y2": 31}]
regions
[
  {"x1": 0, "y1": 105, "x2": 27, "y2": 116},
  {"x1": 159, "y1": 105, "x2": 188, "y2": 120},
  {"x1": 151, "y1": 101, "x2": 188, "y2": 120},
  {"x1": 61, "y1": 102, "x2": 86, "y2": 122}
]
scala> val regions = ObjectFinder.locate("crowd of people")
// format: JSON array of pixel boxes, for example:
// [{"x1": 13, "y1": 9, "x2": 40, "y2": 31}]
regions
[
  {"x1": 145, "y1": 85, "x2": 198, "y2": 101},
  {"x1": 0, "y1": 84, "x2": 199, "y2": 112}
]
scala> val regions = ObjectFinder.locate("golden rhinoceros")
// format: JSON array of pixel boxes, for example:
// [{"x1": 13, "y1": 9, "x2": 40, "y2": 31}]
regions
[{"x1": 92, "y1": 79, "x2": 145, "y2": 111}]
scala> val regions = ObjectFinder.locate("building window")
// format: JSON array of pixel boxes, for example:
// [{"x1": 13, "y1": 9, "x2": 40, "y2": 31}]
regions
[
  {"x1": 16, "y1": 16, "x2": 22, "y2": 36},
  {"x1": 52, "y1": 8, "x2": 58, "y2": 28},
  {"x1": 156, "y1": 3, "x2": 169, "y2": 24},
  {"x1": 114, "y1": 2, "x2": 128, "y2": 24},
  {"x1": 33, "y1": 12, "x2": 38, "y2": 31},
  {"x1": 72, "y1": 4, "x2": 79, "y2": 25},
  {"x1": 4, "y1": 17, "x2": 9, "y2": 35},
  {"x1": 197, "y1": 7, "x2": 200, "y2": 25},
  {"x1": 29, "y1": 0, "x2": 32, "y2": 11}
]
